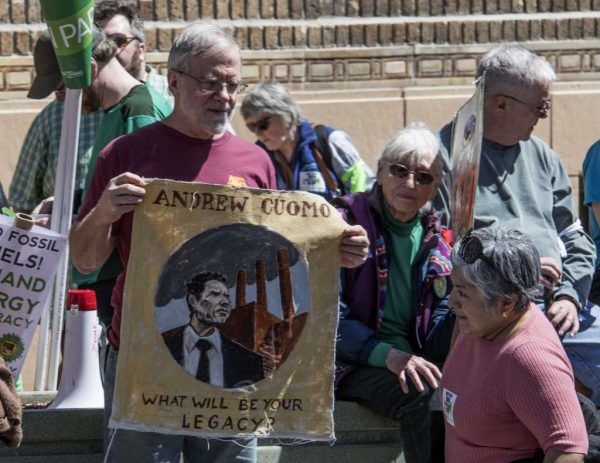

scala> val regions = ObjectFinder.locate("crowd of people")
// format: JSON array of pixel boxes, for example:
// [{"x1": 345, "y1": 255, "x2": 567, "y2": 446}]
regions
[{"x1": 3, "y1": 1, "x2": 600, "y2": 462}]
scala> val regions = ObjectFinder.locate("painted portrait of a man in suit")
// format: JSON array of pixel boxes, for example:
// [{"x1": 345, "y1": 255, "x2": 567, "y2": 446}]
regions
[{"x1": 162, "y1": 272, "x2": 265, "y2": 389}]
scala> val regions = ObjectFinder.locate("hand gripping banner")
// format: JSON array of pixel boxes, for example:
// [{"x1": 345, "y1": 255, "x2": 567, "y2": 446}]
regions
[{"x1": 110, "y1": 180, "x2": 348, "y2": 440}]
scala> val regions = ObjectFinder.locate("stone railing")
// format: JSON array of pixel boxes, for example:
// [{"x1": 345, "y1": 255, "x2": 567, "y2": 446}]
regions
[{"x1": 0, "y1": 401, "x2": 405, "y2": 463}]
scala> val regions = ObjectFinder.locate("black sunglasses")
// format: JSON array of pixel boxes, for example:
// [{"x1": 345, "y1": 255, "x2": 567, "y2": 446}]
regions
[
  {"x1": 246, "y1": 116, "x2": 271, "y2": 134},
  {"x1": 458, "y1": 232, "x2": 499, "y2": 271},
  {"x1": 107, "y1": 32, "x2": 140, "y2": 49},
  {"x1": 388, "y1": 163, "x2": 435, "y2": 185}
]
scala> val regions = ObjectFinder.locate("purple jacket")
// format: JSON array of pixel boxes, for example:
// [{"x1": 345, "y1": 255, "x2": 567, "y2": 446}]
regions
[{"x1": 335, "y1": 188, "x2": 454, "y2": 382}]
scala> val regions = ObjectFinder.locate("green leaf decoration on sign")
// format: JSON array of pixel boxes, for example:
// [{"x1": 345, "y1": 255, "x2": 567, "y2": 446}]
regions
[{"x1": 0, "y1": 333, "x2": 24, "y2": 363}]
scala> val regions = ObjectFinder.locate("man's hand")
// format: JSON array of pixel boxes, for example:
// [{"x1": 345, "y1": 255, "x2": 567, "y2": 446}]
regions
[
  {"x1": 94, "y1": 172, "x2": 146, "y2": 224},
  {"x1": 340, "y1": 225, "x2": 369, "y2": 268},
  {"x1": 30, "y1": 196, "x2": 54, "y2": 228},
  {"x1": 540, "y1": 256, "x2": 561, "y2": 290},
  {"x1": 385, "y1": 348, "x2": 441, "y2": 394},
  {"x1": 547, "y1": 298, "x2": 579, "y2": 337}
]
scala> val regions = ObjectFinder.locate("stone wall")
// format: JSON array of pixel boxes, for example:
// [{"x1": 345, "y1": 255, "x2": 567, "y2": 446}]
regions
[{"x1": 1, "y1": 1, "x2": 600, "y2": 199}]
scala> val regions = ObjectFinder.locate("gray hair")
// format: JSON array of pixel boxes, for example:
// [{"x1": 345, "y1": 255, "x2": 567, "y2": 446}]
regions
[
  {"x1": 377, "y1": 123, "x2": 443, "y2": 179},
  {"x1": 477, "y1": 44, "x2": 556, "y2": 98},
  {"x1": 452, "y1": 227, "x2": 541, "y2": 313},
  {"x1": 168, "y1": 23, "x2": 239, "y2": 73},
  {"x1": 240, "y1": 81, "x2": 302, "y2": 129}
]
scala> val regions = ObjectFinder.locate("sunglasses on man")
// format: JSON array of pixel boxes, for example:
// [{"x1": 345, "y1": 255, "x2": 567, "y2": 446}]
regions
[
  {"x1": 246, "y1": 116, "x2": 271, "y2": 134},
  {"x1": 107, "y1": 32, "x2": 142, "y2": 49},
  {"x1": 387, "y1": 163, "x2": 436, "y2": 185}
]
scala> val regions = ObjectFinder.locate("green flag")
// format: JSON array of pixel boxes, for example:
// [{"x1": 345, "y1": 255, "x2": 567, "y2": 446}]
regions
[{"x1": 39, "y1": 0, "x2": 94, "y2": 89}]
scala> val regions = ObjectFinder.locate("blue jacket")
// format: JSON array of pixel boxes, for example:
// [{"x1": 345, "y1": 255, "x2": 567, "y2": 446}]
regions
[
  {"x1": 258, "y1": 121, "x2": 375, "y2": 201},
  {"x1": 335, "y1": 188, "x2": 455, "y2": 383}
]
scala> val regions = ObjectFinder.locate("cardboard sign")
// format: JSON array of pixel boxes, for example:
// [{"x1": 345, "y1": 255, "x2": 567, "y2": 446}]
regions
[
  {"x1": 450, "y1": 75, "x2": 485, "y2": 238},
  {"x1": 0, "y1": 215, "x2": 67, "y2": 376},
  {"x1": 110, "y1": 180, "x2": 347, "y2": 440}
]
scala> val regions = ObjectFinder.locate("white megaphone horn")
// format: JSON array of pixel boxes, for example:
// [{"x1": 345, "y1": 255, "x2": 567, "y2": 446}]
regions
[{"x1": 50, "y1": 289, "x2": 104, "y2": 409}]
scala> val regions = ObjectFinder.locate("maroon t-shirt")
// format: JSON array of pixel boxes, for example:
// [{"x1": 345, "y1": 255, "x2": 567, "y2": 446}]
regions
[{"x1": 78, "y1": 122, "x2": 276, "y2": 349}]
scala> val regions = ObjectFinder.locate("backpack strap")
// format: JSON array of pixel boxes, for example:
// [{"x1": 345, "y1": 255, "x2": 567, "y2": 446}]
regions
[
  {"x1": 312, "y1": 145, "x2": 341, "y2": 194},
  {"x1": 311, "y1": 124, "x2": 345, "y2": 195},
  {"x1": 313, "y1": 124, "x2": 334, "y2": 172}
]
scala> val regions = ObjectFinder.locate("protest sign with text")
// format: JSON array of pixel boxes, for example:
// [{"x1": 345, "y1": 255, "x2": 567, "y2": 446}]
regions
[
  {"x1": 110, "y1": 180, "x2": 347, "y2": 440},
  {"x1": 0, "y1": 215, "x2": 67, "y2": 376}
]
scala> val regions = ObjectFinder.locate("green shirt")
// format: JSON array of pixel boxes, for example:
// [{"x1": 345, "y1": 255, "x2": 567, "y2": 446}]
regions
[
  {"x1": 368, "y1": 206, "x2": 424, "y2": 367},
  {"x1": 145, "y1": 65, "x2": 173, "y2": 106},
  {"x1": 74, "y1": 84, "x2": 172, "y2": 286}
]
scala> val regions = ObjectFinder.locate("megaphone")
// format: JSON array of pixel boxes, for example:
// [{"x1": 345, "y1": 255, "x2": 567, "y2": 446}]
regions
[{"x1": 50, "y1": 289, "x2": 104, "y2": 409}]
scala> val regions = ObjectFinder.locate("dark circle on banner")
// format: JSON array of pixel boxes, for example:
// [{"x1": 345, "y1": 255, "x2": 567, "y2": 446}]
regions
[
  {"x1": 463, "y1": 114, "x2": 477, "y2": 143},
  {"x1": 154, "y1": 223, "x2": 310, "y2": 389}
]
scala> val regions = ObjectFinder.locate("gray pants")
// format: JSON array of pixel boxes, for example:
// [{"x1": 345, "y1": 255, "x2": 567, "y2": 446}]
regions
[{"x1": 103, "y1": 347, "x2": 257, "y2": 463}]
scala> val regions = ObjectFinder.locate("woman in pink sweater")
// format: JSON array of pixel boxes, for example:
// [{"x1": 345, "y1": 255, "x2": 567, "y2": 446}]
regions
[{"x1": 442, "y1": 227, "x2": 588, "y2": 463}]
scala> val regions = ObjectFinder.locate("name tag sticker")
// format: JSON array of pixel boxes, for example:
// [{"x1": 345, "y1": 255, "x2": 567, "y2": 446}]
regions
[
  {"x1": 443, "y1": 387, "x2": 457, "y2": 427},
  {"x1": 299, "y1": 171, "x2": 327, "y2": 193}
]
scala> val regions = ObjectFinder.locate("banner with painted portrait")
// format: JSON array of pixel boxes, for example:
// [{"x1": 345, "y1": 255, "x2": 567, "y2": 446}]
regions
[
  {"x1": 110, "y1": 180, "x2": 347, "y2": 440},
  {"x1": 450, "y1": 75, "x2": 485, "y2": 238}
]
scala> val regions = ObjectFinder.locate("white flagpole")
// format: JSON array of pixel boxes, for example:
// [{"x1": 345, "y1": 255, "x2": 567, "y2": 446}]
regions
[{"x1": 37, "y1": 88, "x2": 82, "y2": 391}]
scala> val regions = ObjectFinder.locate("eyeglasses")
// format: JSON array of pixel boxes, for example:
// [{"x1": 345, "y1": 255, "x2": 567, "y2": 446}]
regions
[
  {"x1": 174, "y1": 70, "x2": 247, "y2": 95},
  {"x1": 107, "y1": 32, "x2": 141, "y2": 49},
  {"x1": 246, "y1": 116, "x2": 271, "y2": 134},
  {"x1": 387, "y1": 163, "x2": 436, "y2": 185},
  {"x1": 458, "y1": 232, "x2": 499, "y2": 270},
  {"x1": 499, "y1": 94, "x2": 551, "y2": 119}
]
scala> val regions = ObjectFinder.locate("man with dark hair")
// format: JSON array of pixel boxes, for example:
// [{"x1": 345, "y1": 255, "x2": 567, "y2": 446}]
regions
[
  {"x1": 94, "y1": 0, "x2": 170, "y2": 101},
  {"x1": 162, "y1": 272, "x2": 265, "y2": 388}
]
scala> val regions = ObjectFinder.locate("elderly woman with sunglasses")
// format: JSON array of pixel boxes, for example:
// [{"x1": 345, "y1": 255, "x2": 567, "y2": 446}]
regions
[
  {"x1": 240, "y1": 81, "x2": 375, "y2": 201},
  {"x1": 334, "y1": 124, "x2": 454, "y2": 463},
  {"x1": 443, "y1": 227, "x2": 588, "y2": 463}
]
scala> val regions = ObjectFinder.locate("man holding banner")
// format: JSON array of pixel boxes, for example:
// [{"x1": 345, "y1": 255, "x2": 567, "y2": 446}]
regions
[
  {"x1": 70, "y1": 23, "x2": 369, "y2": 463},
  {"x1": 435, "y1": 44, "x2": 600, "y2": 406}
]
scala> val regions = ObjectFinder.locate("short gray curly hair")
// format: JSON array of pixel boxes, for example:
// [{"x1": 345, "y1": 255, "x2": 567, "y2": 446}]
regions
[
  {"x1": 377, "y1": 122, "x2": 443, "y2": 180},
  {"x1": 477, "y1": 44, "x2": 556, "y2": 99},
  {"x1": 168, "y1": 23, "x2": 239, "y2": 74},
  {"x1": 240, "y1": 81, "x2": 301, "y2": 129},
  {"x1": 452, "y1": 227, "x2": 541, "y2": 313}
]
